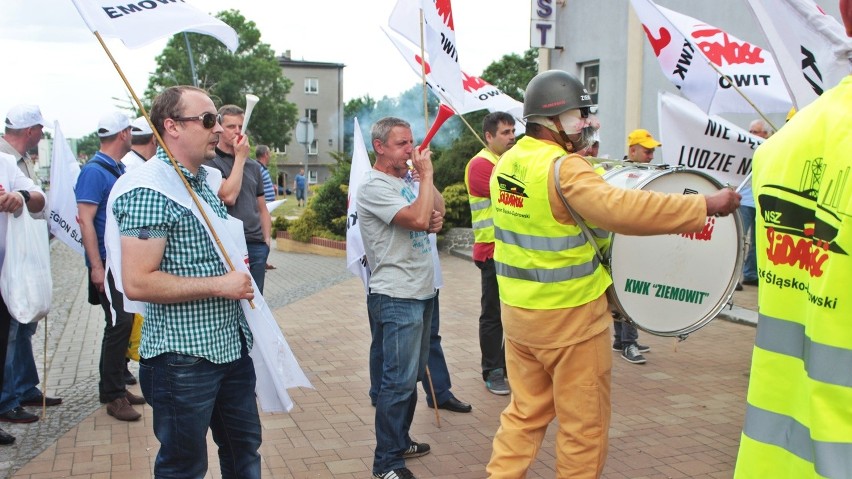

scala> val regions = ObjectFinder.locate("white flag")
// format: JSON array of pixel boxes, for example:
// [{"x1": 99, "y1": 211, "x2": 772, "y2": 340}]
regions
[
  {"x1": 48, "y1": 122, "x2": 84, "y2": 256},
  {"x1": 746, "y1": 0, "x2": 852, "y2": 109},
  {"x1": 657, "y1": 91, "x2": 765, "y2": 188},
  {"x1": 631, "y1": 0, "x2": 792, "y2": 114},
  {"x1": 70, "y1": 0, "x2": 239, "y2": 52},
  {"x1": 384, "y1": 28, "x2": 525, "y2": 132},
  {"x1": 346, "y1": 118, "x2": 372, "y2": 293},
  {"x1": 389, "y1": 0, "x2": 464, "y2": 106}
]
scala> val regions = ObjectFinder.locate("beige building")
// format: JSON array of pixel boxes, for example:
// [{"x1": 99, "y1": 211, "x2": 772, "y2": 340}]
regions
[{"x1": 276, "y1": 51, "x2": 345, "y2": 193}]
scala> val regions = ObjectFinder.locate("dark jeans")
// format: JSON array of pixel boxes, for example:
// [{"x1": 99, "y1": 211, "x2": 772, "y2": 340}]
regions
[
  {"x1": 0, "y1": 300, "x2": 11, "y2": 397},
  {"x1": 367, "y1": 293, "x2": 432, "y2": 474},
  {"x1": 613, "y1": 318, "x2": 639, "y2": 345},
  {"x1": 139, "y1": 339, "x2": 261, "y2": 479},
  {"x1": 246, "y1": 242, "x2": 270, "y2": 294},
  {"x1": 94, "y1": 269, "x2": 134, "y2": 402},
  {"x1": 476, "y1": 259, "x2": 505, "y2": 380},
  {"x1": 367, "y1": 292, "x2": 453, "y2": 408},
  {"x1": 13, "y1": 322, "x2": 41, "y2": 402}
]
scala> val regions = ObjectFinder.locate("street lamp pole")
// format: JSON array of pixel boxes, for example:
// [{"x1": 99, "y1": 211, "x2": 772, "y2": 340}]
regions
[{"x1": 295, "y1": 116, "x2": 315, "y2": 205}]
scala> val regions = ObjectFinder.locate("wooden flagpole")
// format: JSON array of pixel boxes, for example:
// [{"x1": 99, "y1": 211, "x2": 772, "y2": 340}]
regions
[{"x1": 92, "y1": 31, "x2": 255, "y2": 308}]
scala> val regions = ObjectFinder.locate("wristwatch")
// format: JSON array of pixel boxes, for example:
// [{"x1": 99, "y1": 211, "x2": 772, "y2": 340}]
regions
[{"x1": 17, "y1": 190, "x2": 30, "y2": 204}]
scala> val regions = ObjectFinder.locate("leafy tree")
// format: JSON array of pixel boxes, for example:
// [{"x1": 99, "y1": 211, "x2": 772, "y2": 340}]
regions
[
  {"x1": 481, "y1": 48, "x2": 539, "y2": 101},
  {"x1": 145, "y1": 10, "x2": 297, "y2": 148},
  {"x1": 75, "y1": 132, "x2": 100, "y2": 160}
]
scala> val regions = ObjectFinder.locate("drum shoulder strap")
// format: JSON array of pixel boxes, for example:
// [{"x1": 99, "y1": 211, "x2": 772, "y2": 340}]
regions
[{"x1": 552, "y1": 155, "x2": 606, "y2": 264}]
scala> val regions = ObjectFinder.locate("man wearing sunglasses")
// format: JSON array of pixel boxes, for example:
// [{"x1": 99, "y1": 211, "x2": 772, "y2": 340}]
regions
[
  {"x1": 205, "y1": 105, "x2": 272, "y2": 294},
  {"x1": 108, "y1": 86, "x2": 260, "y2": 478}
]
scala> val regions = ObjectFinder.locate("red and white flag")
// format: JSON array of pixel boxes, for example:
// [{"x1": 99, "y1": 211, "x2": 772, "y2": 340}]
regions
[
  {"x1": 70, "y1": 0, "x2": 239, "y2": 52},
  {"x1": 48, "y1": 122, "x2": 84, "y2": 256},
  {"x1": 631, "y1": 0, "x2": 791, "y2": 115},
  {"x1": 346, "y1": 118, "x2": 372, "y2": 293},
  {"x1": 389, "y1": 0, "x2": 464, "y2": 106},
  {"x1": 746, "y1": 0, "x2": 852, "y2": 109},
  {"x1": 384, "y1": 28, "x2": 525, "y2": 131}
]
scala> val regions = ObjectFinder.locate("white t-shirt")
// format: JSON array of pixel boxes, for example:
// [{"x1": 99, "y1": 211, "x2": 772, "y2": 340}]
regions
[
  {"x1": 0, "y1": 152, "x2": 45, "y2": 265},
  {"x1": 357, "y1": 169, "x2": 435, "y2": 300}
]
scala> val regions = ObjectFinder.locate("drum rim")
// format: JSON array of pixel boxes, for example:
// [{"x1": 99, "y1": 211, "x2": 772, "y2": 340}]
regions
[{"x1": 606, "y1": 168, "x2": 746, "y2": 337}]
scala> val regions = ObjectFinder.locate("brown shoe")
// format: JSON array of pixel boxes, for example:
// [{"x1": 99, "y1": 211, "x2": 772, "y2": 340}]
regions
[
  {"x1": 125, "y1": 391, "x2": 146, "y2": 406},
  {"x1": 106, "y1": 397, "x2": 141, "y2": 422}
]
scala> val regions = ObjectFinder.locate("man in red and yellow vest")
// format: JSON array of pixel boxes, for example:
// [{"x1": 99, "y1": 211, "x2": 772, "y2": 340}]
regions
[
  {"x1": 464, "y1": 111, "x2": 516, "y2": 396},
  {"x1": 485, "y1": 70, "x2": 741, "y2": 478},
  {"x1": 734, "y1": 1, "x2": 852, "y2": 477}
]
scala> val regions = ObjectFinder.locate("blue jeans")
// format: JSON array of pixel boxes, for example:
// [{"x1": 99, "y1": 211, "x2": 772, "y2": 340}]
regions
[
  {"x1": 0, "y1": 320, "x2": 22, "y2": 413},
  {"x1": 613, "y1": 319, "x2": 638, "y2": 345},
  {"x1": 739, "y1": 205, "x2": 758, "y2": 281},
  {"x1": 246, "y1": 242, "x2": 270, "y2": 294},
  {"x1": 367, "y1": 293, "x2": 432, "y2": 474},
  {"x1": 14, "y1": 322, "x2": 41, "y2": 402},
  {"x1": 139, "y1": 340, "x2": 261, "y2": 479}
]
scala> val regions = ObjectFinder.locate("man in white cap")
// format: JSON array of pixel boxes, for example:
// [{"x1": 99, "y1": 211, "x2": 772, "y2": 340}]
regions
[
  {"x1": 121, "y1": 116, "x2": 157, "y2": 171},
  {"x1": 0, "y1": 105, "x2": 48, "y2": 444},
  {"x1": 76, "y1": 111, "x2": 145, "y2": 422}
]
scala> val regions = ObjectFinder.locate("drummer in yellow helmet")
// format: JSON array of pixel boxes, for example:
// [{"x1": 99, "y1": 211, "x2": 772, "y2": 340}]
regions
[{"x1": 485, "y1": 69, "x2": 742, "y2": 478}]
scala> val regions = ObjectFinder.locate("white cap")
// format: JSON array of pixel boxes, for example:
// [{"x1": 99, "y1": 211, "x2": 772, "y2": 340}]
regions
[
  {"x1": 130, "y1": 116, "x2": 153, "y2": 137},
  {"x1": 97, "y1": 111, "x2": 131, "y2": 137},
  {"x1": 5, "y1": 104, "x2": 45, "y2": 129}
]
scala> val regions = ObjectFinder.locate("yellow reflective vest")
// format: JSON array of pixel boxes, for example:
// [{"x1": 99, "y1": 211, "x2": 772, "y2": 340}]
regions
[
  {"x1": 464, "y1": 148, "x2": 498, "y2": 245},
  {"x1": 735, "y1": 76, "x2": 852, "y2": 479},
  {"x1": 490, "y1": 136, "x2": 611, "y2": 310}
]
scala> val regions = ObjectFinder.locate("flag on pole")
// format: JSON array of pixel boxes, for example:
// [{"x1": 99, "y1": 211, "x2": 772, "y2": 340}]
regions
[
  {"x1": 346, "y1": 118, "x2": 372, "y2": 293},
  {"x1": 745, "y1": 0, "x2": 852, "y2": 109},
  {"x1": 657, "y1": 92, "x2": 765, "y2": 188},
  {"x1": 384, "y1": 28, "x2": 525, "y2": 131},
  {"x1": 389, "y1": 0, "x2": 464, "y2": 106},
  {"x1": 630, "y1": 0, "x2": 792, "y2": 115},
  {"x1": 70, "y1": 0, "x2": 239, "y2": 52},
  {"x1": 48, "y1": 122, "x2": 84, "y2": 256}
]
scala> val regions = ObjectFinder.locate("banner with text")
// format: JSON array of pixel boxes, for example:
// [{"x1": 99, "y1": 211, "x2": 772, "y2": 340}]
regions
[
  {"x1": 48, "y1": 122, "x2": 84, "y2": 256},
  {"x1": 658, "y1": 92, "x2": 764, "y2": 187},
  {"x1": 345, "y1": 118, "x2": 372, "y2": 294},
  {"x1": 70, "y1": 0, "x2": 238, "y2": 51},
  {"x1": 631, "y1": 0, "x2": 792, "y2": 115}
]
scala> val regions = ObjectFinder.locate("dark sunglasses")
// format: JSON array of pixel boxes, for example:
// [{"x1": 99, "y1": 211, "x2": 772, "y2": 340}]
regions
[{"x1": 173, "y1": 112, "x2": 221, "y2": 129}]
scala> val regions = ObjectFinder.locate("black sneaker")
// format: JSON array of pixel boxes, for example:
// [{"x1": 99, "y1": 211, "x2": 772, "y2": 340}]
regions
[
  {"x1": 485, "y1": 368, "x2": 510, "y2": 395},
  {"x1": 402, "y1": 441, "x2": 431, "y2": 458},
  {"x1": 373, "y1": 468, "x2": 416, "y2": 479},
  {"x1": 614, "y1": 342, "x2": 650, "y2": 353},
  {"x1": 612, "y1": 342, "x2": 623, "y2": 351},
  {"x1": 0, "y1": 406, "x2": 39, "y2": 423},
  {"x1": 622, "y1": 344, "x2": 647, "y2": 364}
]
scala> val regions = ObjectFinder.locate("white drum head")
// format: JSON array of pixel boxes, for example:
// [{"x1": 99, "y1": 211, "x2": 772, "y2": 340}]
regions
[{"x1": 605, "y1": 167, "x2": 743, "y2": 336}]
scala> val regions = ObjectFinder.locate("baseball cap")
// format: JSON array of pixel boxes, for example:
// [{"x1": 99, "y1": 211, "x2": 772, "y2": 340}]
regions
[
  {"x1": 5, "y1": 104, "x2": 45, "y2": 129},
  {"x1": 130, "y1": 116, "x2": 153, "y2": 137},
  {"x1": 627, "y1": 129, "x2": 661, "y2": 148},
  {"x1": 97, "y1": 111, "x2": 131, "y2": 137}
]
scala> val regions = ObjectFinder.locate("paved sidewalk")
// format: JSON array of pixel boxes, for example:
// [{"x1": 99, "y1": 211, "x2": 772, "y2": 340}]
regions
[{"x1": 2, "y1": 242, "x2": 759, "y2": 478}]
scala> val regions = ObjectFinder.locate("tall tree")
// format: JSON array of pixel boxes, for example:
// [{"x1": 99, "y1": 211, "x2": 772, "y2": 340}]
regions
[{"x1": 145, "y1": 10, "x2": 297, "y2": 148}]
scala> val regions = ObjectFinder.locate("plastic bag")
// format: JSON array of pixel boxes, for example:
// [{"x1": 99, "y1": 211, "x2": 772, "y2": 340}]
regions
[
  {"x1": 0, "y1": 209, "x2": 52, "y2": 323},
  {"x1": 126, "y1": 314, "x2": 143, "y2": 361}
]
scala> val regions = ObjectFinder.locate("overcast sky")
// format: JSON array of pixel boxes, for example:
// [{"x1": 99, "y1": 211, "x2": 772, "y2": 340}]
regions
[{"x1": 0, "y1": 0, "x2": 531, "y2": 138}]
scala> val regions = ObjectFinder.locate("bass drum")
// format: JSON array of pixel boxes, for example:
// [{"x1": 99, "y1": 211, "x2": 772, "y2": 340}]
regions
[{"x1": 602, "y1": 165, "x2": 744, "y2": 337}]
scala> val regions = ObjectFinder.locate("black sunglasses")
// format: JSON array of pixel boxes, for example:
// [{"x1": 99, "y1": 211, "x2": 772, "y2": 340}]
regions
[{"x1": 173, "y1": 112, "x2": 221, "y2": 129}]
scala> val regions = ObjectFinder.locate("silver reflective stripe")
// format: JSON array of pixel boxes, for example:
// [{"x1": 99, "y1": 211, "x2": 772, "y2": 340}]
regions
[
  {"x1": 495, "y1": 256, "x2": 599, "y2": 283},
  {"x1": 591, "y1": 227, "x2": 609, "y2": 239},
  {"x1": 742, "y1": 404, "x2": 852, "y2": 478},
  {"x1": 472, "y1": 218, "x2": 493, "y2": 231},
  {"x1": 495, "y1": 226, "x2": 588, "y2": 252},
  {"x1": 756, "y1": 313, "x2": 852, "y2": 388},
  {"x1": 470, "y1": 199, "x2": 491, "y2": 211}
]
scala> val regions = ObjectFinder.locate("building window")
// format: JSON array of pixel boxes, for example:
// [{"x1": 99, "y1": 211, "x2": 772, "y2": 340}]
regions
[
  {"x1": 581, "y1": 61, "x2": 600, "y2": 109},
  {"x1": 305, "y1": 108, "x2": 318, "y2": 125},
  {"x1": 308, "y1": 170, "x2": 318, "y2": 184},
  {"x1": 309, "y1": 139, "x2": 318, "y2": 155},
  {"x1": 305, "y1": 78, "x2": 319, "y2": 94}
]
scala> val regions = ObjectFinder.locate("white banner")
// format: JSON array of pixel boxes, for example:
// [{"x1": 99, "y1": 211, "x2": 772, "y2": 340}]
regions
[
  {"x1": 631, "y1": 0, "x2": 792, "y2": 115},
  {"x1": 48, "y1": 122, "x2": 84, "y2": 256},
  {"x1": 389, "y1": 0, "x2": 464, "y2": 105},
  {"x1": 384, "y1": 29, "x2": 525, "y2": 132},
  {"x1": 746, "y1": 0, "x2": 852, "y2": 109},
  {"x1": 658, "y1": 92, "x2": 765, "y2": 187},
  {"x1": 70, "y1": 0, "x2": 239, "y2": 52},
  {"x1": 345, "y1": 118, "x2": 372, "y2": 293}
]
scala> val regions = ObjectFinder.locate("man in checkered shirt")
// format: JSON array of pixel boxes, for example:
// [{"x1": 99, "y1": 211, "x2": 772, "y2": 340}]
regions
[{"x1": 110, "y1": 86, "x2": 260, "y2": 479}]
